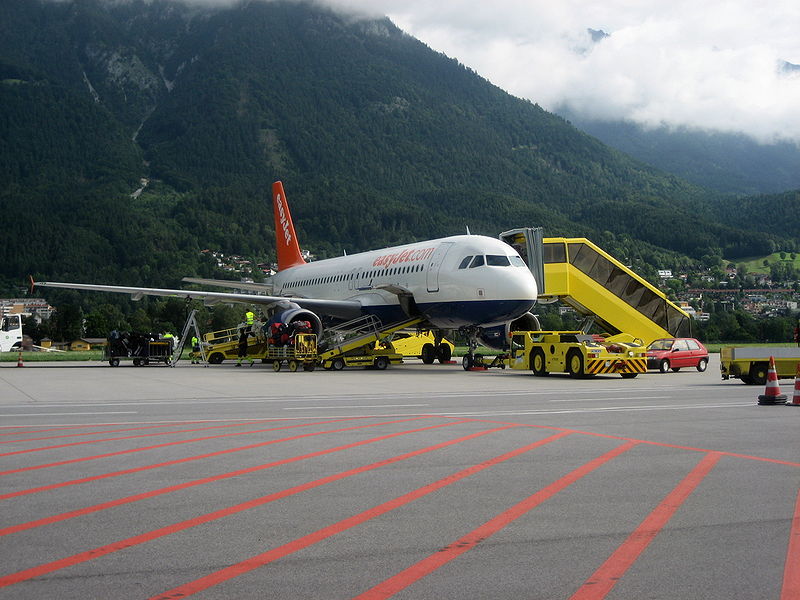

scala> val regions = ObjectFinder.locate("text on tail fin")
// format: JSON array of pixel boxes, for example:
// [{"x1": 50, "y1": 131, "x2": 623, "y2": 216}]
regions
[{"x1": 272, "y1": 181, "x2": 306, "y2": 271}]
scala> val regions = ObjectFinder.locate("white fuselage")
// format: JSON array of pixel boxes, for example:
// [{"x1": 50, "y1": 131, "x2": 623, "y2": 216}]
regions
[{"x1": 272, "y1": 235, "x2": 538, "y2": 328}]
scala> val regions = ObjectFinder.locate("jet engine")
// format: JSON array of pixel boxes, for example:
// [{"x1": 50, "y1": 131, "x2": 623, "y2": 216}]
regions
[
  {"x1": 265, "y1": 302, "x2": 323, "y2": 338},
  {"x1": 477, "y1": 312, "x2": 541, "y2": 350}
]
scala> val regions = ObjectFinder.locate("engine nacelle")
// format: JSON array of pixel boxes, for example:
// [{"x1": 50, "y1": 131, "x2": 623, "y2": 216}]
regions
[
  {"x1": 478, "y1": 312, "x2": 541, "y2": 350},
  {"x1": 266, "y1": 302, "x2": 323, "y2": 338}
]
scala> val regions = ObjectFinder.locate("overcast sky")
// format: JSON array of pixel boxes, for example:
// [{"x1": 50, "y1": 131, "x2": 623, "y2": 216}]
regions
[{"x1": 324, "y1": 0, "x2": 800, "y2": 144}]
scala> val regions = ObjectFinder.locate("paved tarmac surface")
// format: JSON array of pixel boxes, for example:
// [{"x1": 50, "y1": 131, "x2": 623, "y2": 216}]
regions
[{"x1": 0, "y1": 355, "x2": 798, "y2": 599}]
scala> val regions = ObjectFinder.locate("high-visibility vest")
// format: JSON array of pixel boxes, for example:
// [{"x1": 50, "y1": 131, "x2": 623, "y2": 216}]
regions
[
  {"x1": 191, "y1": 336, "x2": 198, "y2": 346},
  {"x1": 245, "y1": 311, "x2": 255, "y2": 325}
]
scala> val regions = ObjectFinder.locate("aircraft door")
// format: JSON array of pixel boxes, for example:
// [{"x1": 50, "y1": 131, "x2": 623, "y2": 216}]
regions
[
  {"x1": 426, "y1": 242, "x2": 455, "y2": 293},
  {"x1": 348, "y1": 267, "x2": 363, "y2": 291},
  {"x1": 499, "y1": 227, "x2": 545, "y2": 295}
]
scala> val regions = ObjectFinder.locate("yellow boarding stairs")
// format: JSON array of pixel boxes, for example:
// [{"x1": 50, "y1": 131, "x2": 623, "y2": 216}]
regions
[{"x1": 540, "y1": 238, "x2": 691, "y2": 346}]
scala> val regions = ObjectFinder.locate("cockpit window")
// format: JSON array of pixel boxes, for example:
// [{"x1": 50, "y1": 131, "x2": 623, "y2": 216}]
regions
[
  {"x1": 469, "y1": 255, "x2": 485, "y2": 268},
  {"x1": 458, "y1": 256, "x2": 473, "y2": 269},
  {"x1": 510, "y1": 256, "x2": 526, "y2": 267},
  {"x1": 486, "y1": 255, "x2": 510, "y2": 266}
]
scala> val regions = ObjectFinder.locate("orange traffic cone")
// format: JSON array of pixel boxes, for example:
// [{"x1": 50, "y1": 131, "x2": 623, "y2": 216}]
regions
[
  {"x1": 16, "y1": 351, "x2": 24, "y2": 368},
  {"x1": 758, "y1": 356, "x2": 786, "y2": 405},
  {"x1": 787, "y1": 363, "x2": 800, "y2": 407}
]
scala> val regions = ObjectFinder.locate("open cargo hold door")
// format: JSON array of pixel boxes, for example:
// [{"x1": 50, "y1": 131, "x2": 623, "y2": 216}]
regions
[{"x1": 499, "y1": 227, "x2": 546, "y2": 295}]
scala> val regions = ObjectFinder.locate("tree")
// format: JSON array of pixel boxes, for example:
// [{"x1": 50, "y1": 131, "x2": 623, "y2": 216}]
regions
[
  {"x1": 50, "y1": 305, "x2": 84, "y2": 342},
  {"x1": 84, "y1": 304, "x2": 130, "y2": 337}
]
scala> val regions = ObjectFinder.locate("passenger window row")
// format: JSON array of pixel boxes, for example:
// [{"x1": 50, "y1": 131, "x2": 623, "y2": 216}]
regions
[{"x1": 286, "y1": 263, "x2": 424, "y2": 289}]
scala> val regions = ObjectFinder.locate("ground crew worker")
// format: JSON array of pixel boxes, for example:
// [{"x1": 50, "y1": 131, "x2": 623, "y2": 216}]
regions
[
  {"x1": 235, "y1": 327, "x2": 254, "y2": 367},
  {"x1": 245, "y1": 310, "x2": 255, "y2": 332},
  {"x1": 190, "y1": 335, "x2": 201, "y2": 364},
  {"x1": 162, "y1": 332, "x2": 175, "y2": 360}
]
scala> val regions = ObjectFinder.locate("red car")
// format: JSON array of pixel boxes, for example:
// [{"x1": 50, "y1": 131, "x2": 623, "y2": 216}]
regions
[{"x1": 647, "y1": 338, "x2": 709, "y2": 373}]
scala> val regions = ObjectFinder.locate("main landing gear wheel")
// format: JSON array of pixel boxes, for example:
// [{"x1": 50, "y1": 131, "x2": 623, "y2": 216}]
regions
[
  {"x1": 421, "y1": 343, "x2": 436, "y2": 364},
  {"x1": 461, "y1": 355, "x2": 473, "y2": 371},
  {"x1": 436, "y1": 344, "x2": 452, "y2": 363}
]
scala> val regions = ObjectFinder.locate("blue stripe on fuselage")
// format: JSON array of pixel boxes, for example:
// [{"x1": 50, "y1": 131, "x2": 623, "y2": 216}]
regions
[{"x1": 358, "y1": 299, "x2": 534, "y2": 329}]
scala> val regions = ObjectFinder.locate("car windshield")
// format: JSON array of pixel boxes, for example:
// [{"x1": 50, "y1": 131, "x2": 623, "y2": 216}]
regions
[{"x1": 648, "y1": 339, "x2": 674, "y2": 351}]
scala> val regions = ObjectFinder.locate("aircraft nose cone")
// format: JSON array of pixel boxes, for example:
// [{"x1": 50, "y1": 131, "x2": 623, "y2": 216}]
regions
[{"x1": 513, "y1": 269, "x2": 539, "y2": 300}]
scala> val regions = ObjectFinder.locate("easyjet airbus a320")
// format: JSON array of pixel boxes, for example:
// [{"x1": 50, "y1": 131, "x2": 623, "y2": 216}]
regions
[{"x1": 37, "y1": 182, "x2": 539, "y2": 367}]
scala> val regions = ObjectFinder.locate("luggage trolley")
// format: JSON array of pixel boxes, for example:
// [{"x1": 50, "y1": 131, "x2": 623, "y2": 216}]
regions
[
  {"x1": 269, "y1": 333, "x2": 318, "y2": 372},
  {"x1": 105, "y1": 332, "x2": 174, "y2": 367}
]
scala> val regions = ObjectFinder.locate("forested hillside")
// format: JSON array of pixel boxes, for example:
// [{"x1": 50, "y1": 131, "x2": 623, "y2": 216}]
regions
[
  {"x1": 560, "y1": 114, "x2": 800, "y2": 196},
  {"x1": 0, "y1": 0, "x2": 795, "y2": 303}
]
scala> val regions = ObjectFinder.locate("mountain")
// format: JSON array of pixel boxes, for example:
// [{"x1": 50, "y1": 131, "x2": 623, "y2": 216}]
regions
[
  {"x1": 560, "y1": 114, "x2": 800, "y2": 196},
  {"x1": 0, "y1": 0, "x2": 794, "y2": 298}
]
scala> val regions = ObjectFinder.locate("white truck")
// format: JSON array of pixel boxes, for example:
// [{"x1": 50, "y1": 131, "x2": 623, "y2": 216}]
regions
[{"x1": 0, "y1": 314, "x2": 23, "y2": 352}]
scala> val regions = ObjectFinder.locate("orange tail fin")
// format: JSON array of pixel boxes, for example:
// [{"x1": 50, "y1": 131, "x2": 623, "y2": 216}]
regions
[{"x1": 272, "y1": 181, "x2": 306, "y2": 271}]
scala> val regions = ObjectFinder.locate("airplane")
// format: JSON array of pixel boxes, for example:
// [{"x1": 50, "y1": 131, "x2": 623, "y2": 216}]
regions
[{"x1": 36, "y1": 181, "x2": 540, "y2": 369}]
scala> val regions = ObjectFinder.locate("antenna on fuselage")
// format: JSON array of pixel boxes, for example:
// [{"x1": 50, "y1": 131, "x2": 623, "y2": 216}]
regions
[{"x1": 465, "y1": 226, "x2": 471, "y2": 235}]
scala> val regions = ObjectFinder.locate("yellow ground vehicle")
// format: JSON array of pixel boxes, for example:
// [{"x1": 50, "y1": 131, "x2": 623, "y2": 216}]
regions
[
  {"x1": 720, "y1": 346, "x2": 800, "y2": 384},
  {"x1": 319, "y1": 343, "x2": 403, "y2": 371},
  {"x1": 505, "y1": 330, "x2": 647, "y2": 378},
  {"x1": 317, "y1": 316, "x2": 420, "y2": 370},
  {"x1": 204, "y1": 326, "x2": 269, "y2": 364},
  {"x1": 384, "y1": 331, "x2": 454, "y2": 363}
]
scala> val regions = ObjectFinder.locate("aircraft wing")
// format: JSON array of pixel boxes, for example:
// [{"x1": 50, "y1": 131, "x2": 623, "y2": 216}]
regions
[
  {"x1": 182, "y1": 277, "x2": 274, "y2": 294},
  {"x1": 35, "y1": 281, "x2": 363, "y2": 320}
]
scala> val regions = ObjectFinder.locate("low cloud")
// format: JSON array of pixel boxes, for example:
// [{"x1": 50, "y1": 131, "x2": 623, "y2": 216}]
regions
[{"x1": 325, "y1": 0, "x2": 800, "y2": 144}]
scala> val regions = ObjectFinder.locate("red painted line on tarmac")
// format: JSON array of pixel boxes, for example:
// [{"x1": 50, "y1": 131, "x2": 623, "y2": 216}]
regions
[
  {"x1": 782, "y1": 488, "x2": 800, "y2": 600},
  {"x1": 352, "y1": 440, "x2": 638, "y2": 600},
  {"x1": 0, "y1": 417, "x2": 430, "y2": 500},
  {"x1": 0, "y1": 419, "x2": 464, "y2": 537},
  {"x1": 467, "y1": 418, "x2": 800, "y2": 468},
  {"x1": 0, "y1": 423, "x2": 524, "y2": 589},
  {"x1": 0, "y1": 416, "x2": 386, "y2": 476},
  {"x1": 0, "y1": 420, "x2": 267, "y2": 444},
  {"x1": 568, "y1": 451, "x2": 721, "y2": 600},
  {"x1": 0, "y1": 419, "x2": 304, "y2": 457},
  {"x1": 148, "y1": 430, "x2": 572, "y2": 600}
]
